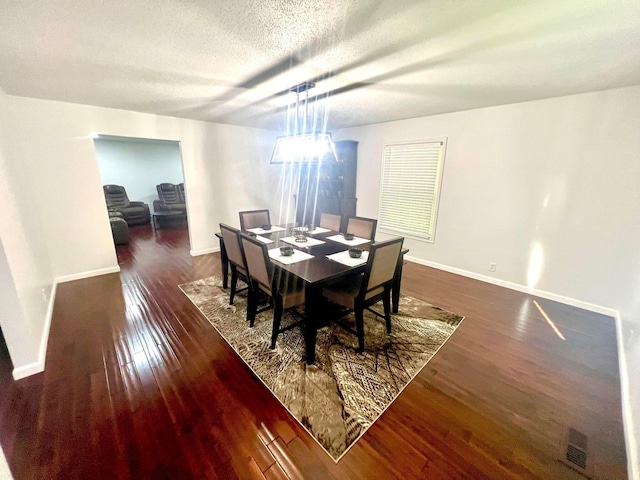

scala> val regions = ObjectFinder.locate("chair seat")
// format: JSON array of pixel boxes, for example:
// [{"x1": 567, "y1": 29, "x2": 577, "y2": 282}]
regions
[{"x1": 322, "y1": 275, "x2": 384, "y2": 310}]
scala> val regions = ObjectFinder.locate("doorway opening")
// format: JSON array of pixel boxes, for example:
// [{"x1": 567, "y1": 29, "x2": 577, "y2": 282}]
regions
[{"x1": 92, "y1": 134, "x2": 189, "y2": 251}]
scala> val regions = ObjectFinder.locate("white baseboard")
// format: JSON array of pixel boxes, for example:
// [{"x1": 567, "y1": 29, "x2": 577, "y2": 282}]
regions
[
  {"x1": 404, "y1": 256, "x2": 618, "y2": 318},
  {"x1": 56, "y1": 265, "x2": 120, "y2": 284},
  {"x1": 614, "y1": 311, "x2": 638, "y2": 479},
  {"x1": 12, "y1": 265, "x2": 120, "y2": 380},
  {"x1": 190, "y1": 247, "x2": 220, "y2": 256},
  {"x1": 12, "y1": 281, "x2": 58, "y2": 380}
]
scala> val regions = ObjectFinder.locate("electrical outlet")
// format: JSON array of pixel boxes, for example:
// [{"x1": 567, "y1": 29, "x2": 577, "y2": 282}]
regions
[{"x1": 489, "y1": 262, "x2": 497, "y2": 272}]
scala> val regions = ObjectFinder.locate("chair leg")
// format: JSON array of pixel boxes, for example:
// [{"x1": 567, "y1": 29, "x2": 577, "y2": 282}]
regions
[
  {"x1": 230, "y1": 268, "x2": 238, "y2": 305},
  {"x1": 271, "y1": 298, "x2": 284, "y2": 349},
  {"x1": 383, "y1": 287, "x2": 392, "y2": 333},
  {"x1": 247, "y1": 281, "x2": 258, "y2": 327},
  {"x1": 355, "y1": 307, "x2": 365, "y2": 352}
]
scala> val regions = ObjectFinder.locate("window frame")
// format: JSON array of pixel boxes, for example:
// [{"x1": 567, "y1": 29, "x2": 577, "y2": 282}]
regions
[{"x1": 377, "y1": 137, "x2": 448, "y2": 243}]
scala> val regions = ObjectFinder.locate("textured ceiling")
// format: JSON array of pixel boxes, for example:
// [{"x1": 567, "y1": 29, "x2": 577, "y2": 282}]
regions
[{"x1": 1, "y1": 0, "x2": 639, "y2": 131}]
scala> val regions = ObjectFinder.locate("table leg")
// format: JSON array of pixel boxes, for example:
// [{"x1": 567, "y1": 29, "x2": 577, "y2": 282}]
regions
[
  {"x1": 218, "y1": 236, "x2": 229, "y2": 289},
  {"x1": 304, "y1": 285, "x2": 321, "y2": 364}
]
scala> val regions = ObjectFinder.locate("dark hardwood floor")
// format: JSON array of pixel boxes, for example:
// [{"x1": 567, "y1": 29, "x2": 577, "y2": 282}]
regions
[{"x1": 0, "y1": 223, "x2": 627, "y2": 479}]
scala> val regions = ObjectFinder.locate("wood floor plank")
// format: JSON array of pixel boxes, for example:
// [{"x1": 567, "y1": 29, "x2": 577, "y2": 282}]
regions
[{"x1": 0, "y1": 223, "x2": 627, "y2": 479}]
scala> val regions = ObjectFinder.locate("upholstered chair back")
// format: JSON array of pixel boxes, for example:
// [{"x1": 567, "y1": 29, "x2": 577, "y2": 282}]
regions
[
  {"x1": 220, "y1": 224, "x2": 244, "y2": 269},
  {"x1": 239, "y1": 210, "x2": 271, "y2": 231},
  {"x1": 319, "y1": 213, "x2": 342, "y2": 232},
  {"x1": 346, "y1": 216, "x2": 377, "y2": 240},
  {"x1": 364, "y1": 238, "x2": 404, "y2": 294},
  {"x1": 240, "y1": 235, "x2": 272, "y2": 293},
  {"x1": 103, "y1": 185, "x2": 131, "y2": 208},
  {"x1": 157, "y1": 183, "x2": 181, "y2": 204}
]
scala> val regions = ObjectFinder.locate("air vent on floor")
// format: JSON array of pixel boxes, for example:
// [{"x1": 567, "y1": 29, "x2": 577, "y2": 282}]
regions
[{"x1": 559, "y1": 427, "x2": 592, "y2": 478}]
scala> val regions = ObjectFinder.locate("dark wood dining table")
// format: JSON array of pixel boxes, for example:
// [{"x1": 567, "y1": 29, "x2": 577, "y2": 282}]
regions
[{"x1": 215, "y1": 226, "x2": 408, "y2": 364}]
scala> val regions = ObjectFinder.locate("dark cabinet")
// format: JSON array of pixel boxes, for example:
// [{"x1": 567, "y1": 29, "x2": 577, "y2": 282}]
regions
[{"x1": 295, "y1": 140, "x2": 357, "y2": 230}]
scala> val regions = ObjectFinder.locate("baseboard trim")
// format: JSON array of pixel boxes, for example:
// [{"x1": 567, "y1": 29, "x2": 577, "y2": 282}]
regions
[
  {"x1": 56, "y1": 266, "x2": 120, "y2": 284},
  {"x1": 404, "y1": 256, "x2": 618, "y2": 318},
  {"x1": 614, "y1": 311, "x2": 638, "y2": 479},
  {"x1": 13, "y1": 266, "x2": 120, "y2": 380},
  {"x1": 190, "y1": 247, "x2": 220, "y2": 256},
  {"x1": 12, "y1": 281, "x2": 58, "y2": 380}
]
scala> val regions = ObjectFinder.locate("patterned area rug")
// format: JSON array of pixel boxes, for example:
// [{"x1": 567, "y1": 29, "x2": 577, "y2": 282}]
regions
[{"x1": 179, "y1": 276, "x2": 464, "y2": 462}]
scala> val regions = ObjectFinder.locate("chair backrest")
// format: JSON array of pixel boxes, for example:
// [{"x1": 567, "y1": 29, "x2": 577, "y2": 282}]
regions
[
  {"x1": 103, "y1": 185, "x2": 130, "y2": 208},
  {"x1": 177, "y1": 183, "x2": 185, "y2": 203},
  {"x1": 346, "y1": 216, "x2": 377, "y2": 240},
  {"x1": 361, "y1": 237, "x2": 404, "y2": 296},
  {"x1": 157, "y1": 183, "x2": 182, "y2": 204},
  {"x1": 239, "y1": 209, "x2": 271, "y2": 230},
  {"x1": 239, "y1": 233, "x2": 272, "y2": 294},
  {"x1": 219, "y1": 223, "x2": 244, "y2": 269},
  {"x1": 319, "y1": 213, "x2": 342, "y2": 232}
]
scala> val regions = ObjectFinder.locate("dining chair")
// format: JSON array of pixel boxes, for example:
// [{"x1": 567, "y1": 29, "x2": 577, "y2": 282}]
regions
[
  {"x1": 321, "y1": 237, "x2": 404, "y2": 351},
  {"x1": 346, "y1": 216, "x2": 378, "y2": 240},
  {"x1": 219, "y1": 223, "x2": 250, "y2": 305},
  {"x1": 239, "y1": 233, "x2": 305, "y2": 348},
  {"x1": 319, "y1": 212, "x2": 342, "y2": 232},
  {"x1": 239, "y1": 209, "x2": 271, "y2": 231}
]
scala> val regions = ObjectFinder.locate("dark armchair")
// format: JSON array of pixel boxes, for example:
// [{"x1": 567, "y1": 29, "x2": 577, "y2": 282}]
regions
[
  {"x1": 103, "y1": 184, "x2": 150, "y2": 226},
  {"x1": 153, "y1": 183, "x2": 187, "y2": 214}
]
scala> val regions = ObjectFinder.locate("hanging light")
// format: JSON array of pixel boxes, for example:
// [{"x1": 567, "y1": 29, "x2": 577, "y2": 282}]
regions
[{"x1": 270, "y1": 81, "x2": 339, "y2": 164}]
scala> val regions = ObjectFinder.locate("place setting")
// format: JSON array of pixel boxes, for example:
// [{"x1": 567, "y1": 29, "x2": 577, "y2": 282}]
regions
[
  {"x1": 246, "y1": 223, "x2": 286, "y2": 235},
  {"x1": 326, "y1": 247, "x2": 369, "y2": 267},
  {"x1": 268, "y1": 244, "x2": 314, "y2": 265},
  {"x1": 326, "y1": 232, "x2": 370, "y2": 247}
]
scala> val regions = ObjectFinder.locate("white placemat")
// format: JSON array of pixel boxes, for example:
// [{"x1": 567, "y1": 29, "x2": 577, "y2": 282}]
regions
[
  {"x1": 247, "y1": 225, "x2": 286, "y2": 234},
  {"x1": 308, "y1": 227, "x2": 332, "y2": 234},
  {"x1": 255, "y1": 235, "x2": 274, "y2": 244},
  {"x1": 268, "y1": 248, "x2": 314, "y2": 265},
  {"x1": 326, "y1": 234, "x2": 370, "y2": 247},
  {"x1": 279, "y1": 236, "x2": 326, "y2": 248},
  {"x1": 326, "y1": 249, "x2": 369, "y2": 267}
]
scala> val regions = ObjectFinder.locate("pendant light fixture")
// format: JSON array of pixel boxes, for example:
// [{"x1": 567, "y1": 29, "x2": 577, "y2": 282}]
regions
[{"x1": 270, "y1": 81, "x2": 339, "y2": 164}]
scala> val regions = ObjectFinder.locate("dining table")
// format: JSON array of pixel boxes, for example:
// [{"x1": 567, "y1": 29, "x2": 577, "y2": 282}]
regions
[{"x1": 214, "y1": 225, "x2": 408, "y2": 364}]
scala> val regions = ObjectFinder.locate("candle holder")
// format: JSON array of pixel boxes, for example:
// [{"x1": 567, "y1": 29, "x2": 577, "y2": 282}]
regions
[{"x1": 290, "y1": 226, "x2": 309, "y2": 242}]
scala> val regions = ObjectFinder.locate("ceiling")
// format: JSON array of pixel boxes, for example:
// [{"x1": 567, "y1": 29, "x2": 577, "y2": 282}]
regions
[{"x1": 1, "y1": 0, "x2": 639, "y2": 131}]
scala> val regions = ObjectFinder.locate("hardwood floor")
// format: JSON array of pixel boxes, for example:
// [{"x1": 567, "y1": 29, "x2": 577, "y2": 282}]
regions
[{"x1": 0, "y1": 223, "x2": 627, "y2": 479}]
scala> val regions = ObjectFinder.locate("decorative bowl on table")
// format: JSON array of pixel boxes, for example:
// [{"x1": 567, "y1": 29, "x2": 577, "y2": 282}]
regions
[
  {"x1": 348, "y1": 248, "x2": 363, "y2": 258},
  {"x1": 290, "y1": 226, "x2": 309, "y2": 243},
  {"x1": 261, "y1": 224, "x2": 272, "y2": 230},
  {"x1": 343, "y1": 232, "x2": 355, "y2": 241},
  {"x1": 280, "y1": 246, "x2": 294, "y2": 256}
]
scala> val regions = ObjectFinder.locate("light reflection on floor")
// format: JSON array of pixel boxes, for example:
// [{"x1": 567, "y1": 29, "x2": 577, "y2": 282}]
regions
[{"x1": 533, "y1": 299, "x2": 566, "y2": 340}]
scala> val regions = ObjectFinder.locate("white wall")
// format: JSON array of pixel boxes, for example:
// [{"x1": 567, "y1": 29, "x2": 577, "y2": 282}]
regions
[
  {"x1": 94, "y1": 137, "x2": 184, "y2": 207},
  {"x1": 1, "y1": 95, "x2": 279, "y2": 377},
  {"x1": 4, "y1": 95, "x2": 279, "y2": 268},
  {"x1": 336, "y1": 85, "x2": 640, "y2": 478},
  {"x1": 0, "y1": 90, "x2": 55, "y2": 375}
]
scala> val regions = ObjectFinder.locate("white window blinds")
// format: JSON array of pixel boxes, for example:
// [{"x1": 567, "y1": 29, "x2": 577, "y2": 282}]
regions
[{"x1": 379, "y1": 139, "x2": 446, "y2": 242}]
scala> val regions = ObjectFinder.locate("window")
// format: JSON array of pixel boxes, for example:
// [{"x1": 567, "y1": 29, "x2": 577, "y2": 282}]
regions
[{"x1": 378, "y1": 139, "x2": 447, "y2": 242}]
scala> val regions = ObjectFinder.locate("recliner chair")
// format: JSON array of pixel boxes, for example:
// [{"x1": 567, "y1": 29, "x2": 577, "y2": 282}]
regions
[
  {"x1": 153, "y1": 183, "x2": 187, "y2": 213},
  {"x1": 103, "y1": 185, "x2": 150, "y2": 226}
]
